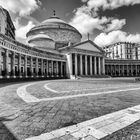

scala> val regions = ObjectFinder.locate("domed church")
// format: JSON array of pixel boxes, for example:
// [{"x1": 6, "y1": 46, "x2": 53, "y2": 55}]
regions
[
  {"x1": 1, "y1": 7, "x2": 139, "y2": 80},
  {"x1": 25, "y1": 12, "x2": 105, "y2": 79},
  {"x1": 0, "y1": 8, "x2": 107, "y2": 79}
]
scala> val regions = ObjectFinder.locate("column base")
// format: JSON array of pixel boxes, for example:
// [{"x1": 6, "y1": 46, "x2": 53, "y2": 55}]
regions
[{"x1": 6, "y1": 75, "x2": 10, "y2": 78}]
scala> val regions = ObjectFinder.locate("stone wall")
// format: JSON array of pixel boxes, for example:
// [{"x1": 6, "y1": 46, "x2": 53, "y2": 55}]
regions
[{"x1": 29, "y1": 38, "x2": 55, "y2": 49}]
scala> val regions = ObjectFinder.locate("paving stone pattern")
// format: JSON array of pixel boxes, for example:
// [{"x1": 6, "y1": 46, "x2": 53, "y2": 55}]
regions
[{"x1": 0, "y1": 78, "x2": 140, "y2": 139}]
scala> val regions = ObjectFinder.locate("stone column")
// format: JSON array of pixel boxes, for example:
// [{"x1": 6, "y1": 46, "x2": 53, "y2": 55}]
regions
[
  {"x1": 75, "y1": 54, "x2": 77, "y2": 76},
  {"x1": 12, "y1": 51, "x2": 15, "y2": 78},
  {"x1": 90, "y1": 56, "x2": 93, "y2": 75},
  {"x1": 56, "y1": 61, "x2": 59, "y2": 77},
  {"x1": 30, "y1": 57, "x2": 33, "y2": 77},
  {"x1": 46, "y1": 60, "x2": 49, "y2": 77},
  {"x1": 24, "y1": 55, "x2": 27, "y2": 77},
  {"x1": 114, "y1": 65, "x2": 116, "y2": 76},
  {"x1": 5, "y1": 49, "x2": 9, "y2": 78},
  {"x1": 80, "y1": 54, "x2": 83, "y2": 75},
  {"x1": 61, "y1": 61, "x2": 63, "y2": 77},
  {"x1": 66, "y1": 54, "x2": 72, "y2": 78},
  {"x1": 41, "y1": 59, "x2": 43, "y2": 77},
  {"x1": 98, "y1": 57, "x2": 101, "y2": 75},
  {"x1": 110, "y1": 65, "x2": 112, "y2": 76},
  {"x1": 36, "y1": 57, "x2": 38, "y2": 77},
  {"x1": 0, "y1": 48, "x2": 1, "y2": 78},
  {"x1": 94, "y1": 56, "x2": 97, "y2": 75},
  {"x1": 51, "y1": 60, "x2": 54, "y2": 77},
  {"x1": 122, "y1": 65, "x2": 124, "y2": 76},
  {"x1": 127, "y1": 64, "x2": 129, "y2": 76},
  {"x1": 131, "y1": 64, "x2": 133, "y2": 76},
  {"x1": 136, "y1": 64, "x2": 138, "y2": 76},
  {"x1": 102, "y1": 57, "x2": 105, "y2": 75},
  {"x1": 18, "y1": 54, "x2": 21, "y2": 78},
  {"x1": 118, "y1": 65, "x2": 120, "y2": 76},
  {"x1": 85, "y1": 55, "x2": 88, "y2": 75}
]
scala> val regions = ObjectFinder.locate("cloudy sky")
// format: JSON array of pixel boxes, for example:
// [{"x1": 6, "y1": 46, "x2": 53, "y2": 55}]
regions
[{"x1": 1, "y1": 0, "x2": 140, "y2": 47}]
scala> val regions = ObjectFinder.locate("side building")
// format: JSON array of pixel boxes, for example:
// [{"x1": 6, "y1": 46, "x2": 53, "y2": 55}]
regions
[
  {"x1": 104, "y1": 42, "x2": 140, "y2": 77},
  {"x1": 0, "y1": 6, "x2": 15, "y2": 40}
]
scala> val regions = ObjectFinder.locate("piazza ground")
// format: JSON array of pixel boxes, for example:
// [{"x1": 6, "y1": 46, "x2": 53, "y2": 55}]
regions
[{"x1": 1, "y1": 78, "x2": 140, "y2": 139}]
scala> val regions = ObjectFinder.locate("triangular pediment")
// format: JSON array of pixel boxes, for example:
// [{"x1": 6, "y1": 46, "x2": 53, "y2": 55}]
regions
[{"x1": 74, "y1": 40, "x2": 103, "y2": 53}]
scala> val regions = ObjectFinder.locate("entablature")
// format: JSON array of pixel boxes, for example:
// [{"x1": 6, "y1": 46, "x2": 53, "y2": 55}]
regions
[{"x1": 61, "y1": 48, "x2": 105, "y2": 57}]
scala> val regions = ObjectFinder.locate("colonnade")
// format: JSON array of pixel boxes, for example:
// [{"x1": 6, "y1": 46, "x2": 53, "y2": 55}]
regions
[
  {"x1": 105, "y1": 64, "x2": 140, "y2": 77},
  {"x1": 0, "y1": 48, "x2": 66, "y2": 78},
  {"x1": 67, "y1": 53, "x2": 105, "y2": 77}
]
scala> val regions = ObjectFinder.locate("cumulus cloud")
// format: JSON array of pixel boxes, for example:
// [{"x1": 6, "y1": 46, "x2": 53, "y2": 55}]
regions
[
  {"x1": 70, "y1": 0, "x2": 140, "y2": 46},
  {"x1": 86, "y1": 0, "x2": 140, "y2": 11},
  {"x1": 103, "y1": 19, "x2": 126, "y2": 32},
  {"x1": 70, "y1": 7, "x2": 108, "y2": 34},
  {"x1": 14, "y1": 19, "x2": 35, "y2": 40},
  {"x1": 70, "y1": 6, "x2": 126, "y2": 34},
  {"x1": 94, "y1": 30, "x2": 140, "y2": 47},
  {"x1": 0, "y1": 0, "x2": 41, "y2": 16}
]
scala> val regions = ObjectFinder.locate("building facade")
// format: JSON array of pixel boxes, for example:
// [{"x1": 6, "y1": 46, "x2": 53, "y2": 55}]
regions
[
  {"x1": 104, "y1": 42, "x2": 140, "y2": 60},
  {"x1": 0, "y1": 7, "x2": 140, "y2": 79},
  {"x1": 0, "y1": 6, "x2": 15, "y2": 40},
  {"x1": 104, "y1": 42, "x2": 140, "y2": 77}
]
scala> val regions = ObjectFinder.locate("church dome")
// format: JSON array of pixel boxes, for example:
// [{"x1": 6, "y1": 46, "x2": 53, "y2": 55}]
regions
[{"x1": 26, "y1": 15, "x2": 82, "y2": 49}]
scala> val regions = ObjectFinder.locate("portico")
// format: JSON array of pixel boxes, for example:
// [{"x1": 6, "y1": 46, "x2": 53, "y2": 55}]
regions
[
  {"x1": 105, "y1": 59, "x2": 140, "y2": 77},
  {"x1": 67, "y1": 53, "x2": 105, "y2": 78},
  {"x1": 60, "y1": 40, "x2": 105, "y2": 78},
  {"x1": 70, "y1": 53, "x2": 104, "y2": 76}
]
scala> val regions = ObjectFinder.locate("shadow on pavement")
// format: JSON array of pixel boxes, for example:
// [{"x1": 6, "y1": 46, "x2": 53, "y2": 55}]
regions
[{"x1": 0, "y1": 117, "x2": 18, "y2": 140}]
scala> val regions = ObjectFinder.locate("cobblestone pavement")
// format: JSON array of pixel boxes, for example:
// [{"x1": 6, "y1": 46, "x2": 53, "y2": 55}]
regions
[{"x1": 1, "y1": 78, "x2": 140, "y2": 139}]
